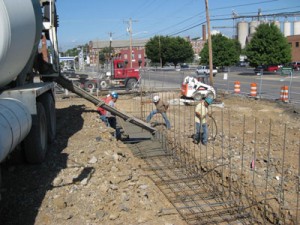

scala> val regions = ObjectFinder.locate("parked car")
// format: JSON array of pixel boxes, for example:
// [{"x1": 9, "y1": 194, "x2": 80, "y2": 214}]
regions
[
  {"x1": 254, "y1": 65, "x2": 279, "y2": 74},
  {"x1": 237, "y1": 61, "x2": 249, "y2": 67},
  {"x1": 180, "y1": 64, "x2": 189, "y2": 69},
  {"x1": 196, "y1": 65, "x2": 218, "y2": 77},
  {"x1": 291, "y1": 62, "x2": 300, "y2": 71},
  {"x1": 265, "y1": 65, "x2": 279, "y2": 72},
  {"x1": 254, "y1": 65, "x2": 264, "y2": 74}
]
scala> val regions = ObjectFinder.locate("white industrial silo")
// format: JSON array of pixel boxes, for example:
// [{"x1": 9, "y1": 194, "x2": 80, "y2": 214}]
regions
[
  {"x1": 249, "y1": 20, "x2": 260, "y2": 34},
  {"x1": 294, "y1": 21, "x2": 300, "y2": 35},
  {"x1": 237, "y1": 21, "x2": 249, "y2": 49},
  {"x1": 273, "y1": 20, "x2": 281, "y2": 31},
  {"x1": 284, "y1": 21, "x2": 291, "y2": 37}
]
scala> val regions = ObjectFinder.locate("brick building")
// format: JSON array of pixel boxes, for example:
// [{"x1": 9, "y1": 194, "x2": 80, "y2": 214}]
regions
[
  {"x1": 189, "y1": 38, "x2": 206, "y2": 55},
  {"x1": 89, "y1": 34, "x2": 208, "y2": 67},
  {"x1": 186, "y1": 25, "x2": 207, "y2": 61},
  {"x1": 287, "y1": 35, "x2": 300, "y2": 62},
  {"x1": 187, "y1": 37, "x2": 206, "y2": 61},
  {"x1": 89, "y1": 39, "x2": 148, "y2": 68}
]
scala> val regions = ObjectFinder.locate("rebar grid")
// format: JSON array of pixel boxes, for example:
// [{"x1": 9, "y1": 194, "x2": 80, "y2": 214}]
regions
[{"x1": 120, "y1": 89, "x2": 300, "y2": 225}]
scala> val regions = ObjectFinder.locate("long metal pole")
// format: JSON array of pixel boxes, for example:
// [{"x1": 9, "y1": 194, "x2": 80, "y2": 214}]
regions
[
  {"x1": 296, "y1": 138, "x2": 300, "y2": 225},
  {"x1": 259, "y1": 69, "x2": 263, "y2": 98},
  {"x1": 288, "y1": 71, "x2": 293, "y2": 102},
  {"x1": 56, "y1": 75, "x2": 156, "y2": 134},
  {"x1": 204, "y1": 0, "x2": 214, "y2": 87}
]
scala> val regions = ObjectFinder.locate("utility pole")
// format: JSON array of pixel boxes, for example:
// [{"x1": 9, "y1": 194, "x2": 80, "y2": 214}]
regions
[
  {"x1": 129, "y1": 19, "x2": 133, "y2": 68},
  {"x1": 108, "y1": 32, "x2": 113, "y2": 60},
  {"x1": 108, "y1": 32, "x2": 113, "y2": 74},
  {"x1": 159, "y1": 36, "x2": 162, "y2": 68},
  {"x1": 96, "y1": 50, "x2": 99, "y2": 72},
  {"x1": 125, "y1": 18, "x2": 137, "y2": 68},
  {"x1": 204, "y1": 0, "x2": 214, "y2": 87},
  {"x1": 258, "y1": 8, "x2": 262, "y2": 21}
]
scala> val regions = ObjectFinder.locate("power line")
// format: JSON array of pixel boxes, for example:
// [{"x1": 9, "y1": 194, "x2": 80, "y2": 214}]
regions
[
  {"x1": 234, "y1": 6, "x2": 300, "y2": 16},
  {"x1": 124, "y1": 18, "x2": 138, "y2": 67},
  {"x1": 135, "y1": 1, "x2": 290, "y2": 39},
  {"x1": 211, "y1": 0, "x2": 279, "y2": 11},
  {"x1": 106, "y1": 3, "x2": 300, "y2": 41},
  {"x1": 168, "y1": 21, "x2": 206, "y2": 36},
  {"x1": 127, "y1": 0, "x2": 161, "y2": 19},
  {"x1": 233, "y1": 10, "x2": 300, "y2": 19}
]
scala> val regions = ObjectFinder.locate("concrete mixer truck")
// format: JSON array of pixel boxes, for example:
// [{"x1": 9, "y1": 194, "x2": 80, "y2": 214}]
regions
[
  {"x1": 0, "y1": 0, "x2": 60, "y2": 165},
  {"x1": 0, "y1": 0, "x2": 156, "y2": 200}
]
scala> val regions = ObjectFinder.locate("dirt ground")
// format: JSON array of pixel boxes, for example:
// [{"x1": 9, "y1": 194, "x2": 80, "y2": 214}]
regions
[{"x1": 0, "y1": 92, "x2": 299, "y2": 225}]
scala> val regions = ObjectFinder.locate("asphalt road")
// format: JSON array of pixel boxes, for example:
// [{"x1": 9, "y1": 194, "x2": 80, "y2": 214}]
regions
[{"x1": 140, "y1": 67, "x2": 300, "y2": 104}]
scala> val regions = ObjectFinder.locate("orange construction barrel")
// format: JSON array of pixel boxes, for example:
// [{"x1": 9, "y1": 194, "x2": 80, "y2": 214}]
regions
[
  {"x1": 250, "y1": 83, "x2": 257, "y2": 97},
  {"x1": 280, "y1": 86, "x2": 289, "y2": 102},
  {"x1": 181, "y1": 83, "x2": 188, "y2": 96},
  {"x1": 234, "y1": 81, "x2": 240, "y2": 94}
]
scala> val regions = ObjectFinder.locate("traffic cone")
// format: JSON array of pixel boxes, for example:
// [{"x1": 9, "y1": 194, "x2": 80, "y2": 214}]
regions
[
  {"x1": 280, "y1": 86, "x2": 289, "y2": 102},
  {"x1": 234, "y1": 81, "x2": 240, "y2": 94},
  {"x1": 250, "y1": 83, "x2": 257, "y2": 97}
]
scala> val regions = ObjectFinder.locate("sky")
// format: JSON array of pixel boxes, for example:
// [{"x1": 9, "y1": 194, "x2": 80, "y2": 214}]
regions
[{"x1": 56, "y1": 0, "x2": 300, "y2": 51}]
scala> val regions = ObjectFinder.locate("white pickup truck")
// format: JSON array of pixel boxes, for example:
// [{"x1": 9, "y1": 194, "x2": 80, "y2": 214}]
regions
[{"x1": 196, "y1": 65, "x2": 218, "y2": 77}]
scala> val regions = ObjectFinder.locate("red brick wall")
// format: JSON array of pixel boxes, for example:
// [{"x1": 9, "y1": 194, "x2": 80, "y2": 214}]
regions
[{"x1": 287, "y1": 35, "x2": 300, "y2": 62}]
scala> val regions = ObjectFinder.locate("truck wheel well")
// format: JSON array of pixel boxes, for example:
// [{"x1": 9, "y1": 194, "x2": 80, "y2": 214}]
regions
[{"x1": 125, "y1": 78, "x2": 138, "y2": 90}]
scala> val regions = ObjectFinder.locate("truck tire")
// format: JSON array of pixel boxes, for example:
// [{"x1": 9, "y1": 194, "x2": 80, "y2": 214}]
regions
[
  {"x1": 23, "y1": 102, "x2": 48, "y2": 164},
  {"x1": 84, "y1": 80, "x2": 96, "y2": 91},
  {"x1": 99, "y1": 80, "x2": 108, "y2": 89},
  {"x1": 39, "y1": 93, "x2": 56, "y2": 143},
  {"x1": 126, "y1": 78, "x2": 137, "y2": 90}
]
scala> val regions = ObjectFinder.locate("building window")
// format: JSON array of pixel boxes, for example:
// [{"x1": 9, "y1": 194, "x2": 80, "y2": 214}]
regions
[
  {"x1": 138, "y1": 54, "x2": 142, "y2": 59},
  {"x1": 124, "y1": 54, "x2": 128, "y2": 59},
  {"x1": 296, "y1": 42, "x2": 299, "y2": 48}
]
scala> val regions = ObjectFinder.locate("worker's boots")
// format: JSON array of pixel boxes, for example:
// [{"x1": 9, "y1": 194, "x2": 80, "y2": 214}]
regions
[{"x1": 192, "y1": 134, "x2": 200, "y2": 144}]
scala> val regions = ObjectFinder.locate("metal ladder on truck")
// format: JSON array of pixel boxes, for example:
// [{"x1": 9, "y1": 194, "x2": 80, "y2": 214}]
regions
[{"x1": 56, "y1": 75, "x2": 156, "y2": 134}]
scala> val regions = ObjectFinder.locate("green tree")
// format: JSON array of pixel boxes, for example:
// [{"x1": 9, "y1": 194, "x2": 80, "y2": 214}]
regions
[
  {"x1": 98, "y1": 47, "x2": 114, "y2": 64},
  {"x1": 62, "y1": 44, "x2": 89, "y2": 57},
  {"x1": 245, "y1": 23, "x2": 291, "y2": 67},
  {"x1": 63, "y1": 47, "x2": 79, "y2": 57},
  {"x1": 166, "y1": 36, "x2": 194, "y2": 66},
  {"x1": 145, "y1": 36, "x2": 194, "y2": 67},
  {"x1": 200, "y1": 34, "x2": 241, "y2": 67}
]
